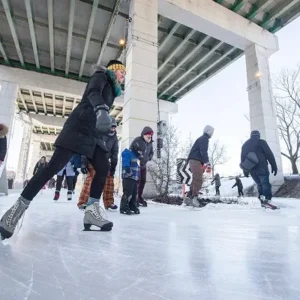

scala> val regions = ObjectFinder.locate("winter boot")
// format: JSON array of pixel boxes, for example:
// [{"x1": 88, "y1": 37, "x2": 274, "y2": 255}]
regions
[
  {"x1": 191, "y1": 196, "x2": 200, "y2": 208},
  {"x1": 120, "y1": 194, "x2": 132, "y2": 215},
  {"x1": 183, "y1": 197, "x2": 193, "y2": 206},
  {"x1": 67, "y1": 190, "x2": 72, "y2": 201},
  {"x1": 0, "y1": 196, "x2": 30, "y2": 240},
  {"x1": 53, "y1": 191, "x2": 60, "y2": 201},
  {"x1": 138, "y1": 197, "x2": 147, "y2": 207},
  {"x1": 83, "y1": 202, "x2": 113, "y2": 231},
  {"x1": 108, "y1": 204, "x2": 118, "y2": 210},
  {"x1": 129, "y1": 198, "x2": 140, "y2": 214}
]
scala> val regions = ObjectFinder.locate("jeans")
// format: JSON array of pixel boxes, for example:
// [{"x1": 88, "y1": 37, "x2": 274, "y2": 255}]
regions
[
  {"x1": 250, "y1": 169, "x2": 272, "y2": 200},
  {"x1": 22, "y1": 146, "x2": 109, "y2": 201}
]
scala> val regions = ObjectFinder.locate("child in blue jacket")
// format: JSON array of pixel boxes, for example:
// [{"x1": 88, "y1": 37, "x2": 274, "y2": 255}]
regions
[{"x1": 120, "y1": 140, "x2": 144, "y2": 215}]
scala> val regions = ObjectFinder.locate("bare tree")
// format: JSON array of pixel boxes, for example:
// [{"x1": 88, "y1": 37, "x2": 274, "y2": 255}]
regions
[
  {"x1": 208, "y1": 140, "x2": 229, "y2": 177},
  {"x1": 148, "y1": 125, "x2": 181, "y2": 197},
  {"x1": 274, "y1": 66, "x2": 300, "y2": 174},
  {"x1": 180, "y1": 133, "x2": 194, "y2": 158}
]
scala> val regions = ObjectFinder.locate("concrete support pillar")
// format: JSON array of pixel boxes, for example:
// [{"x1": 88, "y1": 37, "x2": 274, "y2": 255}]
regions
[
  {"x1": 15, "y1": 114, "x2": 33, "y2": 187},
  {"x1": 122, "y1": 0, "x2": 158, "y2": 149},
  {"x1": 0, "y1": 80, "x2": 18, "y2": 194},
  {"x1": 245, "y1": 44, "x2": 284, "y2": 189}
]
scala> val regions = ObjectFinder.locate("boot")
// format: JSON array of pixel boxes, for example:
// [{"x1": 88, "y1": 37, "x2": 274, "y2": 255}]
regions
[
  {"x1": 120, "y1": 194, "x2": 132, "y2": 215},
  {"x1": 83, "y1": 202, "x2": 113, "y2": 231},
  {"x1": 192, "y1": 196, "x2": 200, "y2": 208},
  {"x1": 129, "y1": 198, "x2": 140, "y2": 214},
  {"x1": 0, "y1": 196, "x2": 30, "y2": 240},
  {"x1": 138, "y1": 197, "x2": 147, "y2": 207},
  {"x1": 53, "y1": 191, "x2": 60, "y2": 201},
  {"x1": 108, "y1": 204, "x2": 118, "y2": 210},
  {"x1": 67, "y1": 190, "x2": 72, "y2": 201},
  {"x1": 183, "y1": 197, "x2": 193, "y2": 206},
  {"x1": 78, "y1": 204, "x2": 87, "y2": 210}
]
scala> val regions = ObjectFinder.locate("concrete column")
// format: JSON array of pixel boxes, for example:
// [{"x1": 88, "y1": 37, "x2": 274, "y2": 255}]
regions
[
  {"x1": 122, "y1": 0, "x2": 158, "y2": 149},
  {"x1": 0, "y1": 80, "x2": 18, "y2": 194},
  {"x1": 15, "y1": 114, "x2": 33, "y2": 187},
  {"x1": 245, "y1": 44, "x2": 284, "y2": 189}
]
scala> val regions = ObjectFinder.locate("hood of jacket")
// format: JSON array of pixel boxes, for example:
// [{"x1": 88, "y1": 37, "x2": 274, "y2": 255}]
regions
[{"x1": 203, "y1": 125, "x2": 214, "y2": 138}]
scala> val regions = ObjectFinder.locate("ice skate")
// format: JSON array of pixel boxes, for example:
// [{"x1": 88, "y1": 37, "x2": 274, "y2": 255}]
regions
[
  {"x1": 78, "y1": 204, "x2": 87, "y2": 210},
  {"x1": 0, "y1": 196, "x2": 30, "y2": 240},
  {"x1": 120, "y1": 194, "x2": 132, "y2": 215},
  {"x1": 53, "y1": 191, "x2": 60, "y2": 201},
  {"x1": 191, "y1": 196, "x2": 200, "y2": 208},
  {"x1": 83, "y1": 202, "x2": 113, "y2": 231},
  {"x1": 138, "y1": 197, "x2": 147, "y2": 207},
  {"x1": 67, "y1": 190, "x2": 72, "y2": 201},
  {"x1": 183, "y1": 197, "x2": 193, "y2": 206},
  {"x1": 107, "y1": 204, "x2": 118, "y2": 210},
  {"x1": 129, "y1": 199, "x2": 140, "y2": 214}
]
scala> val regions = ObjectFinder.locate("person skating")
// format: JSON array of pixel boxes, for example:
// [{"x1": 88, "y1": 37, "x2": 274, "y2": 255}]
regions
[
  {"x1": 77, "y1": 118, "x2": 119, "y2": 210},
  {"x1": 186, "y1": 125, "x2": 214, "y2": 207},
  {"x1": 232, "y1": 176, "x2": 244, "y2": 197},
  {"x1": 53, "y1": 157, "x2": 77, "y2": 201},
  {"x1": 70, "y1": 154, "x2": 81, "y2": 193},
  {"x1": 240, "y1": 130, "x2": 278, "y2": 206},
  {"x1": 0, "y1": 124, "x2": 8, "y2": 168},
  {"x1": 211, "y1": 173, "x2": 221, "y2": 196},
  {"x1": 0, "y1": 60, "x2": 126, "y2": 240},
  {"x1": 120, "y1": 139, "x2": 145, "y2": 215},
  {"x1": 33, "y1": 156, "x2": 48, "y2": 175},
  {"x1": 130, "y1": 127, "x2": 154, "y2": 207}
]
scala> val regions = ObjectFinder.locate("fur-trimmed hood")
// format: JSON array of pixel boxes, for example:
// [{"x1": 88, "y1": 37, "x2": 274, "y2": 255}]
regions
[{"x1": 0, "y1": 124, "x2": 8, "y2": 137}]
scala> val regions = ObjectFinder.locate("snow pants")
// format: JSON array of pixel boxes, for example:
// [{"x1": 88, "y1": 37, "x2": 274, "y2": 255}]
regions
[
  {"x1": 77, "y1": 163, "x2": 115, "y2": 209},
  {"x1": 189, "y1": 159, "x2": 204, "y2": 197}
]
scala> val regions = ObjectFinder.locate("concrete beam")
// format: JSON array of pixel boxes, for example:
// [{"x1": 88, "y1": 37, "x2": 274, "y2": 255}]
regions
[
  {"x1": 30, "y1": 113, "x2": 66, "y2": 128},
  {"x1": 159, "y1": 0, "x2": 279, "y2": 54}
]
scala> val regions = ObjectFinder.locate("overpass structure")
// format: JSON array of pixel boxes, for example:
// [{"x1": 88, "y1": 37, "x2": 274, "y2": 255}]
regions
[{"x1": 1, "y1": 0, "x2": 300, "y2": 194}]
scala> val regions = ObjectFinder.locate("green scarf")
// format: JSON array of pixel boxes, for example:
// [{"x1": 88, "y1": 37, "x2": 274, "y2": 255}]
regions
[{"x1": 107, "y1": 69, "x2": 122, "y2": 97}]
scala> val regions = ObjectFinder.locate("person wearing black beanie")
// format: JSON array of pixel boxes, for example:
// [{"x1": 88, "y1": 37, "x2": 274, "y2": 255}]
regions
[
  {"x1": 0, "y1": 60, "x2": 126, "y2": 240},
  {"x1": 240, "y1": 130, "x2": 278, "y2": 205}
]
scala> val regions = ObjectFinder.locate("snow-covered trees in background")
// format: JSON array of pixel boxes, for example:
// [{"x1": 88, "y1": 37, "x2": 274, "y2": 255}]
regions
[
  {"x1": 208, "y1": 140, "x2": 229, "y2": 177},
  {"x1": 274, "y1": 66, "x2": 300, "y2": 174}
]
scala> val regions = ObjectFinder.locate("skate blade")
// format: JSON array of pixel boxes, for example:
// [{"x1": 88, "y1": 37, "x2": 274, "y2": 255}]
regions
[
  {"x1": 83, "y1": 223, "x2": 113, "y2": 231},
  {"x1": 0, "y1": 227, "x2": 13, "y2": 240}
]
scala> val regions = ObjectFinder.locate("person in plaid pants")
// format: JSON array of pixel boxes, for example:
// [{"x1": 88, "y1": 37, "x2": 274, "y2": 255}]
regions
[{"x1": 77, "y1": 118, "x2": 119, "y2": 210}]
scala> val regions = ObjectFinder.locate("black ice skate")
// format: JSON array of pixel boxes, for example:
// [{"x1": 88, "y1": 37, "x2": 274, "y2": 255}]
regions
[
  {"x1": 108, "y1": 204, "x2": 118, "y2": 210},
  {"x1": 67, "y1": 190, "x2": 72, "y2": 201},
  {"x1": 83, "y1": 203, "x2": 113, "y2": 231},
  {"x1": 0, "y1": 196, "x2": 30, "y2": 240},
  {"x1": 138, "y1": 197, "x2": 147, "y2": 207},
  {"x1": 120, "y1": 195, "x2": 132, "y2": 215},
  {"x1": 53, "y1": 191, "x2": 60, "y2": 201},
  {"x1": 129, "y1": 198, "x2": 140, "y2": 214}
]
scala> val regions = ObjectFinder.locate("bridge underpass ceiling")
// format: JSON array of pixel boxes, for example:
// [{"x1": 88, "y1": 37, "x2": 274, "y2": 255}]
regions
[{"x1": 1, "y1": 0, "x2": 299, "y2": 103}]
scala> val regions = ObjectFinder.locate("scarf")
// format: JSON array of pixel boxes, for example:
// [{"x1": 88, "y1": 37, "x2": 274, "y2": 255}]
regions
[{"x1": 107, "y1": 69, "x2": 122, "y2": 97}]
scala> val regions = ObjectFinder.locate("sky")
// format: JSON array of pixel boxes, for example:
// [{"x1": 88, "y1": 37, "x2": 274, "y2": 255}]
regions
[
  {"x1": 6, "y1": 17, "x2": 300, "y2": 175},
  {"x1": 172, "y1": 17, "x2": 300, "y2": 176}
]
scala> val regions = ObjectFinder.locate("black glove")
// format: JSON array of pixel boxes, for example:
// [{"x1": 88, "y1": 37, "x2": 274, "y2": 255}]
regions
[
  {"x1": 94, "y1": 104, "x2": 112, "y2": 134},
  {"x1": 125, "y1": 166, "x2": 131, "y2": 174},
  {"x1": 271, "y1": 166, "x2": 277, "y2": 176},
  {"x1": 243, "y1": 170, "x2": 249, "y2": 178},
  {"x1": 81, "y1": 156, "x2": 88, "y2": 175}
]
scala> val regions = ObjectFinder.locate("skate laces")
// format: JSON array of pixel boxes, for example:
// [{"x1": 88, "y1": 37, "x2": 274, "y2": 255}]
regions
[{"x1": 91, "y1": 204, "x2": 108, "y2": 221}]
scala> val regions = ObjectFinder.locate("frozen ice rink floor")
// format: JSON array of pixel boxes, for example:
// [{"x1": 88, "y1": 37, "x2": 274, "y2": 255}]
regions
[{"x1": 1, "y1": 190, "x2": 300, "y2": 300}]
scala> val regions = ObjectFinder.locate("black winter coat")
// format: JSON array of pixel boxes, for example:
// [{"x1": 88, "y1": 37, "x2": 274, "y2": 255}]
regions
[
  {"x1": 103, "y1": 132, "x2": 119, "y2": 169},
  {"x1": 0, "y1": 136, "x2": 7, "y2": 161},
  {"x1": 188, "y1": 133, "x2": 210, "y2": 164},
  {"x1": 33, "y1": 162, "x2": 48, "y2": 175},
  {"x1": 54, "y1": 69, "x2": 117, "y2": 159},
  {"x1": 241, "y1": 137, "x2": 277, "y2": 172},
  {"x1": 232, "y1": 178, "x2": 243, "y2": 189},
  {"x1": 212, "y1": 174, "x2": 221, "y2": 187},
  {"x1": 130, "y1": 127, "x2": 154, "y2": 167}
]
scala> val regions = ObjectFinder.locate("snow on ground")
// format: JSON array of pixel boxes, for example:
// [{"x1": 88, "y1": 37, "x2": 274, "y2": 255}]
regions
[{"x1": 1, "y1": 189, "x2": 300, "y2": 300}]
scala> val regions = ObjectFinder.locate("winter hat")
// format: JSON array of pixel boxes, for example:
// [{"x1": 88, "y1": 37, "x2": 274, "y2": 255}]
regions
[
  {"x1": 251, "y1": 130, "x2": 260, "y2": 139},
  {"x1": 203, "y1": 125, "x2": 214, "y2": 137},
  {"x1": 106, "y1": 60, "x2": 126, "y2": 72},
  {"x1": 0, "y1": 123, "x2": 8, "y2": 137},
  {"x1": 141, "y1": 126, "x2": 154, "y2": 136}
]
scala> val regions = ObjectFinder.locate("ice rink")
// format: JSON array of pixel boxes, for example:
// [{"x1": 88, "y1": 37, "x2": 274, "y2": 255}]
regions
[{"x1": 0, "y1": 189, "x2": 300, "y2": 300}]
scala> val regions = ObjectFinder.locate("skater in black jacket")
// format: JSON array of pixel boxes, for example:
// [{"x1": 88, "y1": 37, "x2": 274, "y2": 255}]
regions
[
  {"x1": 0, "y1": 60, "x2": 126, "y2": 240},
  {"x1": 232, "y1": 177, "x2": 244, "y2": 197},
  {"x1": 0, "y1": 124, "x2": 8, "y2": 167}
]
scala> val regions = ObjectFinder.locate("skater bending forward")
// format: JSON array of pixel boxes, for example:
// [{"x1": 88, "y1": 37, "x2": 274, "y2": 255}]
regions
[
  {"x1": 120, "y1": 140, "x2": 144, "y2": 215},
  {"x1": 0, "y1": 60, "x2": 126, "y2": 240}
]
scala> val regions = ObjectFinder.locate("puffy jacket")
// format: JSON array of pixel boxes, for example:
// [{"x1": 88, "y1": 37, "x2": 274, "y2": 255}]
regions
[
  {"x1": 241, "y1": 137, "x2": 277, "y2": 172},
  {"x1": 57, "y1": 161, "x2": 75, "y2": 177},
  {"x1": 130, "y1": 127, "x2": 154, "y2": 167},
  {"x1": 122, "y1": 149, "x2": 140, "y2": 181},
  {"x1": 232, "y1": 177, "x2": 243, "y2": 189},
  {"x1": 70, "y1": 154, "x2": 81, "y2": 169},
  {"x1": 188, "y1": 134, "x2": 210, "y2": 164},
  {"x1": 0, "y1": 136, "x2": 7, "y2": 161},
  {"x1": 212, "y1": 174, "x2": 221, "y2": 187}
]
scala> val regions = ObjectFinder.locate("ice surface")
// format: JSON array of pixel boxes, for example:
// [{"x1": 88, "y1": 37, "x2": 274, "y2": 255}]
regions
[{"x1": 1, "y1": 190, "x2": 300, "y2": 300}]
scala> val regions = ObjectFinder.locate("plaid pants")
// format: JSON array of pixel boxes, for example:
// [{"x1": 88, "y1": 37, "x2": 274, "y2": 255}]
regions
[{"x1": 77, "y1": 164, "x2": 115, "y2": 209}]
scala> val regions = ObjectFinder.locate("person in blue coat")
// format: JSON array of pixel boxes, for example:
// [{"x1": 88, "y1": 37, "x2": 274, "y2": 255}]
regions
[{"x1": 120, "y1": 138, "x2": 144, "y2": 215}]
